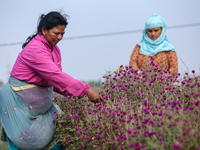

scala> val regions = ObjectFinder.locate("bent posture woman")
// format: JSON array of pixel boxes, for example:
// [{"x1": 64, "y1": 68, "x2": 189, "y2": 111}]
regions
[
  {"x1": 0, "y1": 11, "x2": 104, "y2": 150},
  {"x1": 129, "y1": 13, "x2": 178, "y2": 77}
]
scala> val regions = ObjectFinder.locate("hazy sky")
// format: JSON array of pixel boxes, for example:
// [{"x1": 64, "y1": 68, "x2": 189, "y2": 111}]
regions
[{"x1": 0, "y1": 0, "x2": 200, "y2": 84}]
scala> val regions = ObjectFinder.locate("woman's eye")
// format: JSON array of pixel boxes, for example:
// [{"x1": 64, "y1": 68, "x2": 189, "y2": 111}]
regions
[
  {"x1": 154, "y1": 30, "x2": 158, "y2": 32},
  {"x1": 148, "y1": 30, "x2": 153, "y2": 33}
]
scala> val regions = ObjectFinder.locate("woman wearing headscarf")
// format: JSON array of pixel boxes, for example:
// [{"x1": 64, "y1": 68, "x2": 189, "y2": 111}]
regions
[
  {"x1": 129, "y1": 13, "x2": 178, "y2": 77},
  {"x1": 0, "y1": 11, "x2": 104, "y2": 150}
]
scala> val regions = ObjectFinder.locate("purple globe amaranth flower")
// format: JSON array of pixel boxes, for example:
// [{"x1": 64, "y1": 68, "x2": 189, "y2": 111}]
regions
[
  {"x1": 192, "y1": 70, "x2": 195, "y2": 73},
  {"x1": 148, "y1": 131, "x2": 155, "y2": 137},
  {"x1": 185, "y1": 94, "x2": 189, "y2": 98},
  {"x1": 172, "y1": 144, "x2": 181, "y2": 150},
  {"x1": 195, "y1": 101, "x2": 199, "y2": 106},
  {"x1": 127, "y1": 129, "x2": 131, "y2": 134},
  {"x1": 152, "y1": 112, "x2": 156, "y2": 115},
  {"x1": 161, "y1": 103, "x2": 166, "y2": 106},
  {"x1": 88, "y1": 111, "x2": 92, "y2": 114},
  {"x1": 145, "y1": 110, "x2": 150, "y2": 114},
  {"x1": 173, "y1": 101, "x2": 178, "y2": 105},
  {"x1": 123, "y1": 136, "x2": 127, "y2": 140},
  {"x1": 101, "y1": 140, "x2": 105, "y2": 143},
  {"x1": 137, "y1": 125, "x2": 141, "y2": 129},
  {"x1": 189, "y1": 106, "x2": 194, "y2": 110}
]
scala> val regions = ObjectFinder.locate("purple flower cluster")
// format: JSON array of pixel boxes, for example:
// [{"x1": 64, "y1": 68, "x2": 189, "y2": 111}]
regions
[{"x1": 53, "y1": 66, "x2": 200, "y2": 149}]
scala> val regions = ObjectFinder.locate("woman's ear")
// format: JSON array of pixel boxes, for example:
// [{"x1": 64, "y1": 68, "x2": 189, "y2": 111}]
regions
[{"x1": 42, "y1": 27, "x2": 47, "y2": 36}]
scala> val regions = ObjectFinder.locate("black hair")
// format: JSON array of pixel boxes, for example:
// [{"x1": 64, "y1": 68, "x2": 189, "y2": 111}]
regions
[{"x1": 22, "y1": 11, "x2": 68, "y2": 49}]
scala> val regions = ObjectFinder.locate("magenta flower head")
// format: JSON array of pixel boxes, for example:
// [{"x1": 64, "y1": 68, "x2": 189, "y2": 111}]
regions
[
  {"x1": 137, "y1": 125, "x2": 141, "y2": 129},
  {"x1": 152, "y1": 112, "x2": 156, "y2": 115},
  {"x1": 194, "y1": 101, "x2": 199, "y2": 106},
  {"x1": 185, "y1": 94, "x2": 189, "y2": 98},
  {"x1": 127, "y1": 129, "x2": 132, "y2": 134},
  {"x1": 101, "y1": 140, "x2": 106, "y2": 143},
  {"x1": 172, "y1": 144, "x2": 181, "y2": 150},
  {"x1": 88, "y1": 111, "x2": 92, "y2": 114},
  {"x1": 158, "y1": 112, "x2": 162, "y2": 116},
  {"x1": 123, "y1": 136, "x2": 127, "y2": 140},
  {"x1": 145, "y1": 110, "x2": 150, "y2": 114},
  {"x1": 192, "y1": 70, "x2": 195, "y2": 73},
  {"x1": 168, "y1": 115, "x2": 172, "y2": 120}
]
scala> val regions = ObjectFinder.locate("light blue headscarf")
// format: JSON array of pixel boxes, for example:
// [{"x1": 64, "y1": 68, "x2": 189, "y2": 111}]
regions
[{"x1": 138, "y1": 13, "x2": 176, "y2": 56}]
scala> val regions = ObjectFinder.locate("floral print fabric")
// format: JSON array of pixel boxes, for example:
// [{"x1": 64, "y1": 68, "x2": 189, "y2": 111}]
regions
[{"x1": 129, "y1": 44, "x2": 178, "y2": 77}]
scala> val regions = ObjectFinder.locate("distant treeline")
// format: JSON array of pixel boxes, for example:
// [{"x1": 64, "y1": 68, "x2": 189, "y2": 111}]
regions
[{"x1": 83, "y1": 79, "x2": 103, "y2": 89}]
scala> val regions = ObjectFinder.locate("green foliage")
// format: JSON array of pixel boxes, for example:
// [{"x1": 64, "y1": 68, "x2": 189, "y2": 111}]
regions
[
  {"x1": 0, "y1": 141, "x2": 9, "y2": 150},
  {"x1": 0, "y1": 123, "x2": 8, "y2": 150}
]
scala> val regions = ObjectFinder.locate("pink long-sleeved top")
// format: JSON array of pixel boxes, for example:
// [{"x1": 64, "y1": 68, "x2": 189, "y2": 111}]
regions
[{"x1": 10, "y1": 33, "x2": 90, "y2": 97}]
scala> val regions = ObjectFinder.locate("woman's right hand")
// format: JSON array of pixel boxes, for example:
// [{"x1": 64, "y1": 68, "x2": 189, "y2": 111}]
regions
[{"x1": 87, "y1": 87, "x2": 105, "y2": 103}]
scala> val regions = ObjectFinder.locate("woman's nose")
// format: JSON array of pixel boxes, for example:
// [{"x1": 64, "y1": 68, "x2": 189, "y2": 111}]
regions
[{"x1": 57, "y1": 34, "x2": 63, "y2": 40}]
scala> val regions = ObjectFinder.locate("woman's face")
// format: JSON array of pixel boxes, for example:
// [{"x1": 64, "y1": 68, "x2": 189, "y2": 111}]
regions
[
  {"x1": 42, "y1": 25, "x2": 66, "y2": 46},
  {"x1": 147, "y1": 27, "x2": 162, "y2": 41}
]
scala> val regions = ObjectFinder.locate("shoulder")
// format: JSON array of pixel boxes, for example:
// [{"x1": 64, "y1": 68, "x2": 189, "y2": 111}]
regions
[
  {"x1": 133, "y1": 44, "x2": 140, "y2": 52},
  {"x1": 20, "y1": 38, "x2": 51, "y2": 61},
  {"x1": 166, "y1": 51, "x2": 177, "y2": 55}
]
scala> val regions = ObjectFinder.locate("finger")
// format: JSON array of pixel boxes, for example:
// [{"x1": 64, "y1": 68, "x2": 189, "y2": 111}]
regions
[{"x1": 100, "y1": 96, "x2": 105, "y2": 102}]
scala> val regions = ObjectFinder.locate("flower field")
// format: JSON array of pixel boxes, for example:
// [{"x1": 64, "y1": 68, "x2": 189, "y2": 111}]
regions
[{"x1": 54, "y1": 63, "x2": 200, "y2": 150}]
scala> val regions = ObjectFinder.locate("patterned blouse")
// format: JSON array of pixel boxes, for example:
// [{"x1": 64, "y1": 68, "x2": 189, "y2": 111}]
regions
[{"x1": 129, "y1": 44, "x2": 178, "y2": 77}]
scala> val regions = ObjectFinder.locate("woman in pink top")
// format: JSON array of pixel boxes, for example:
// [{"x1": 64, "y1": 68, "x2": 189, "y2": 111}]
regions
[{"x1": 0, "y1": 11, "x2": 104, "y2": 150}]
